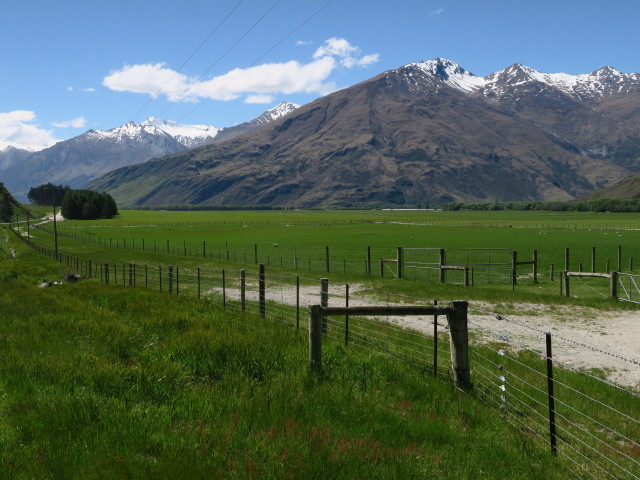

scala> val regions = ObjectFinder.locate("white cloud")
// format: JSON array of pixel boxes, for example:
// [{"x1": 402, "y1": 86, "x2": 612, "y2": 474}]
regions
[
  {"x1": 0, "y1": 110, "x2": 58, "y2": 150},
  {"x1": 313, "y1": 37, "x2": 379, "y2": 69},
  {"x1": 245, "y1": 94, "x2": 276, "y2": 104},
  {"x1": 295, "y1": 40, "x2": 312, "y2": 46},
  {"x1": 67, "y1": 86, "x2": 97, "y2": 93},
  {"x1": 429, "y1": 7, "x2": 444, "y2": 15},
  {"x1": 103, "y1": 38, "x2": 378, "y2": 104},
  {"x1": 103, "y1": 63, "x2": 193, "y2": 102},
  {"x1": 52, "y1": 116, "x2": 86, "y2": 128}
]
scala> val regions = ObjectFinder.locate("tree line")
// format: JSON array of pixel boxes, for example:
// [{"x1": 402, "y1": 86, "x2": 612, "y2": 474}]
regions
[
  {"x1": 442, "y1": 199, "x2": 640, "y2": 213},
  {"x1": 27, "y1": 183, "x2": 70, "y2": 206},
  {"x1": 60, "y1": 190, "x2": 118, "y2": 220}
]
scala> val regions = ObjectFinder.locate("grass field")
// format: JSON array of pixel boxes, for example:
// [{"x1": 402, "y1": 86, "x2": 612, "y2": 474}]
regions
[
  {"x1": 0, "y1": 228, "x2": 568, "y2": 479},
  {"x1": 24, "y1": 209, "x2": 640, "y2": 307},
  {"x1": 3, "y1": 210, "x2": 639, "y2": 478}
]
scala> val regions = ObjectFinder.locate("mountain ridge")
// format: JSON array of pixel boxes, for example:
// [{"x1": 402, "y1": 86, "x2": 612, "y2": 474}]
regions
[
  {"x1": 0, "y1": 102, "x2": 300, "y2": 200},
  {"x1": 89, "y1": 58, "x2": 635, "y2": 207}
]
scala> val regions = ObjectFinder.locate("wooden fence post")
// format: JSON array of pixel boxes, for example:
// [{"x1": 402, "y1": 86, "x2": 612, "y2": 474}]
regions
[
  {"x1": 320, "y1": 278, "x2": 329, "y2": 336},
  {"x1": 610, "y1": 271, "x2": 618, "y2": 299},
  {"x1": 564, "y1": 271, "x2": 570, "y2": 297},
  {"x1": 222, "y1": 269, "x2": 226, "y2": 309},
  {"x1": 168, "y1": 266, "x2": 173, "y2": 294},
  {"x1": 396, "y1": 246, "x2": 403, "y2": 279},
  {"x1": 439, "y1": 249, "x2": 446, "y2": 283},
  {"x1": 550, "y1": 263, "x2": 554, "y2": 281},
  {"x1": 259, "y1": 264, "x2": 265, "y2": 317},
  {"x1": 254, "y1": 244, "x2": 258, "y2": 265},
  {"x1": 592, "y1": 246, "x2": 596, "y2": 273},
  {"x1": 325, "y1": 246, "x2": 330, "y2": 273},
  {"x1": 564, "y1": 247, "x2": 569, "y2": 272},
  {"x1": 104, "y1": 264, "x2": 109, "y2": 284},
  {"x1": 446, "y1": 300, "x2": 471, "y2": 391},
  {"x1": 240, "y1": 269, "x2": 246, "y2": 312},
  {"x1": 296, "y1": 276, "x2": 300, "y2": 330},
  {"x1": 618, "y1": 245, "x2": 622, "y2": 272},
  {"x1": 511, "y1": 250, "x2": 518, "y2": 287},
  {"x1": 345, "y1": 284, "x2": 350, "y2": 346},
  {"x1": 367, "y1": 246, "x2": 371, "y2": 276},
  {"x1": 308, "y1": 305, "x2": 323, "y2": 373},
  {"x1": 533, "y1": 249, "x2": 538, "y2": 283}
]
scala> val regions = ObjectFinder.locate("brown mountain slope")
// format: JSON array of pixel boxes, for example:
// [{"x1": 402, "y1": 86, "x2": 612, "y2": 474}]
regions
[{"x1": 89, "y1": 64, "x2": 630, "y2": 207}]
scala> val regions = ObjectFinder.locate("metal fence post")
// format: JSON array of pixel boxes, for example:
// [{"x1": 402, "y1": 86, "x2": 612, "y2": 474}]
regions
[{"x1": 546, "y1": 333, "x2": 557, "y2": 456}]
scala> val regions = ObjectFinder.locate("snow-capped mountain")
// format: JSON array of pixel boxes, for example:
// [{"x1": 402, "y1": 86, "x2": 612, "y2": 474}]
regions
[
  {"x1": 90, "y1": 58, "x2": 640, "y2": 208},
  {"x1": 85, "y1": 117, "x2": 223, "y2": 149},
  {"x1": 408, "y1": 58, "x2": 640, "y2": 101},
  {"x1": 0, "y1": 102, "x2": 300, "y2": 201}
]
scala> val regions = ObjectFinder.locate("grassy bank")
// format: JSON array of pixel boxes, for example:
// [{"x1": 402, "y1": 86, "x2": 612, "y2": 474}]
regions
[{"x1": 0, "y1": 227, "x2": 565, "y2": 479}]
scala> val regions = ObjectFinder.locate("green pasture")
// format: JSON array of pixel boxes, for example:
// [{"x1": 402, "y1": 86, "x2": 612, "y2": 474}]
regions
[
  {"x1": 0, "y1": 231, "x2": 568, "y2": 479},
  {"x1": 23, "y1": 209, "x2": 640, "y2": 306}
]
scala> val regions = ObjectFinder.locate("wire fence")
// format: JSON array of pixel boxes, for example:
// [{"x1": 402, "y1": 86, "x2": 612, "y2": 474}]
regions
[{"x1": 14, "y1": 227, "x2": 640, "y2": 479}]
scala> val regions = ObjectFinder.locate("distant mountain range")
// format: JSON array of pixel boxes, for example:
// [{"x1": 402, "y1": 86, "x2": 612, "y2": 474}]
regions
[
  {"x1": 88, "y1": 58, "x2": 640, "y2": 207},
  {"x1": 0, "y1": 102, "x2": 299, "y2": 201}
]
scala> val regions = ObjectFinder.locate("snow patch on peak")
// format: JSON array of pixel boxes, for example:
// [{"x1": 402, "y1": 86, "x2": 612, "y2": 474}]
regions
[
  {"x1": 264, "y1": 102, "x2": 300, "y2": 120},
  {"x1": 411, "y1": 58, "x2": 486, "y2": 92},
  {"x1": 0, "y1": 139, "x2": 56, "y2": 153}
]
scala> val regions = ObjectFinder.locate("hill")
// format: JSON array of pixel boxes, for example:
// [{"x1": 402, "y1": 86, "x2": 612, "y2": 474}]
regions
[
  {"x1": 89, "y1": 58, "x2": 635, "y2": 207},
  {"x1": 0, "y1": 103, "x2": 299, "y2": 201}
]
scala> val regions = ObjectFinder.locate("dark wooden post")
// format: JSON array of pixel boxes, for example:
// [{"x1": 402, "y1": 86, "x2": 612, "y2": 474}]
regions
[
  {"x1": 240, "y1": 269, "x2": 246, "y2": 312},
  {"x1": 168, "y1": 266, "x2": 173, "y2": 294},
  {"x1": 254, "y1": 244, "x2": 258, "y2": 265},
  {"x1": 259, "y1": 264, "x2": 265, "y2": 317},
  {"x1": 564, "y1": 247, "x2": 569, "y2": 272},
  {"x1": 591, "y1": 246, "x2": 596, "y2": 273},
  {"x1": 396, "y1": 247, "x2": 403, "y2": 278},
  {"x1": 550, "y1": 263, "x2": 554, "y2": 281},
  {"x1": 367, "y1": 246, "x2": 371, "y2": 276},
  {"x1": 511, "y1": 250, "x2": 518, "y2": 287},
  {"x1": 320, "y1": 278, "x2": 329, "y2": 335},
  {"x1": 533, "y1": 249, "x2": 538, "y2": 283},
  {"x1": 610, "y1": 271, "x2": 618, "y2": 299},
  {"x1": 345, "y1": 284, "x2": 350, "y2": 346},
  {"x1": 222, "y1": 269, "x2": 226, "y2": 309},
  {"x1": 446, "y1": 300, "x2": 471, "y2": 391},
  {"x1": 203, "y1": 241, "x2": 206, "y2": 258},
  {"x1": 104, "y1": 264, "x2": 109, "y2": 284},
  {"x1": 439, "y1": 248, "x2": 446, "y2": 283},
  {"x1": 617, "y1": 245, "x2": 622, "y2": 272},
  {"x1": 308, "y1": 305, "x2": 323, "y2": 373},
  {"x1": 296, "y1": 276, "x2": 300, "y2": 330},
  {"x1": 325, "y1": 246, "x2": 330, "y2": 273},
  {"x1": 564, "y1": 271, "x2": 570, "y2": 297}
]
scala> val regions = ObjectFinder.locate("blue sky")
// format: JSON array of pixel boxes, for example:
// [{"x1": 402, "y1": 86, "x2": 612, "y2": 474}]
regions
[{"x1": 1, "y1": 0, "x2": 639, "y2": 149}]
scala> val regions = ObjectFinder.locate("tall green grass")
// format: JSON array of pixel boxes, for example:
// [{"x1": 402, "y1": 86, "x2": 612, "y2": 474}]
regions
[{"x1": 0, "y1": 228, "x2": 565, "y2": 479}]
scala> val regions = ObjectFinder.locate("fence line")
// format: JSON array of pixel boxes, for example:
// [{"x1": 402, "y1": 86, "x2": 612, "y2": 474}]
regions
[{"x1": 11, "y1": 225, "x2": 640, "y2": 479}]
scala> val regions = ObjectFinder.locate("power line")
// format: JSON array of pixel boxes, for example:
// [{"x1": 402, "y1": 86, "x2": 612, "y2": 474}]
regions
[
  {"x1": 129, "y1": 0, "x2": 245, "y2": 122},
  {"x1": 156, "y1": 0, "x2": 284, "y2": 120},
  {"x1": 177, "y1": 0, "x2": 336, "y2": 123}
]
